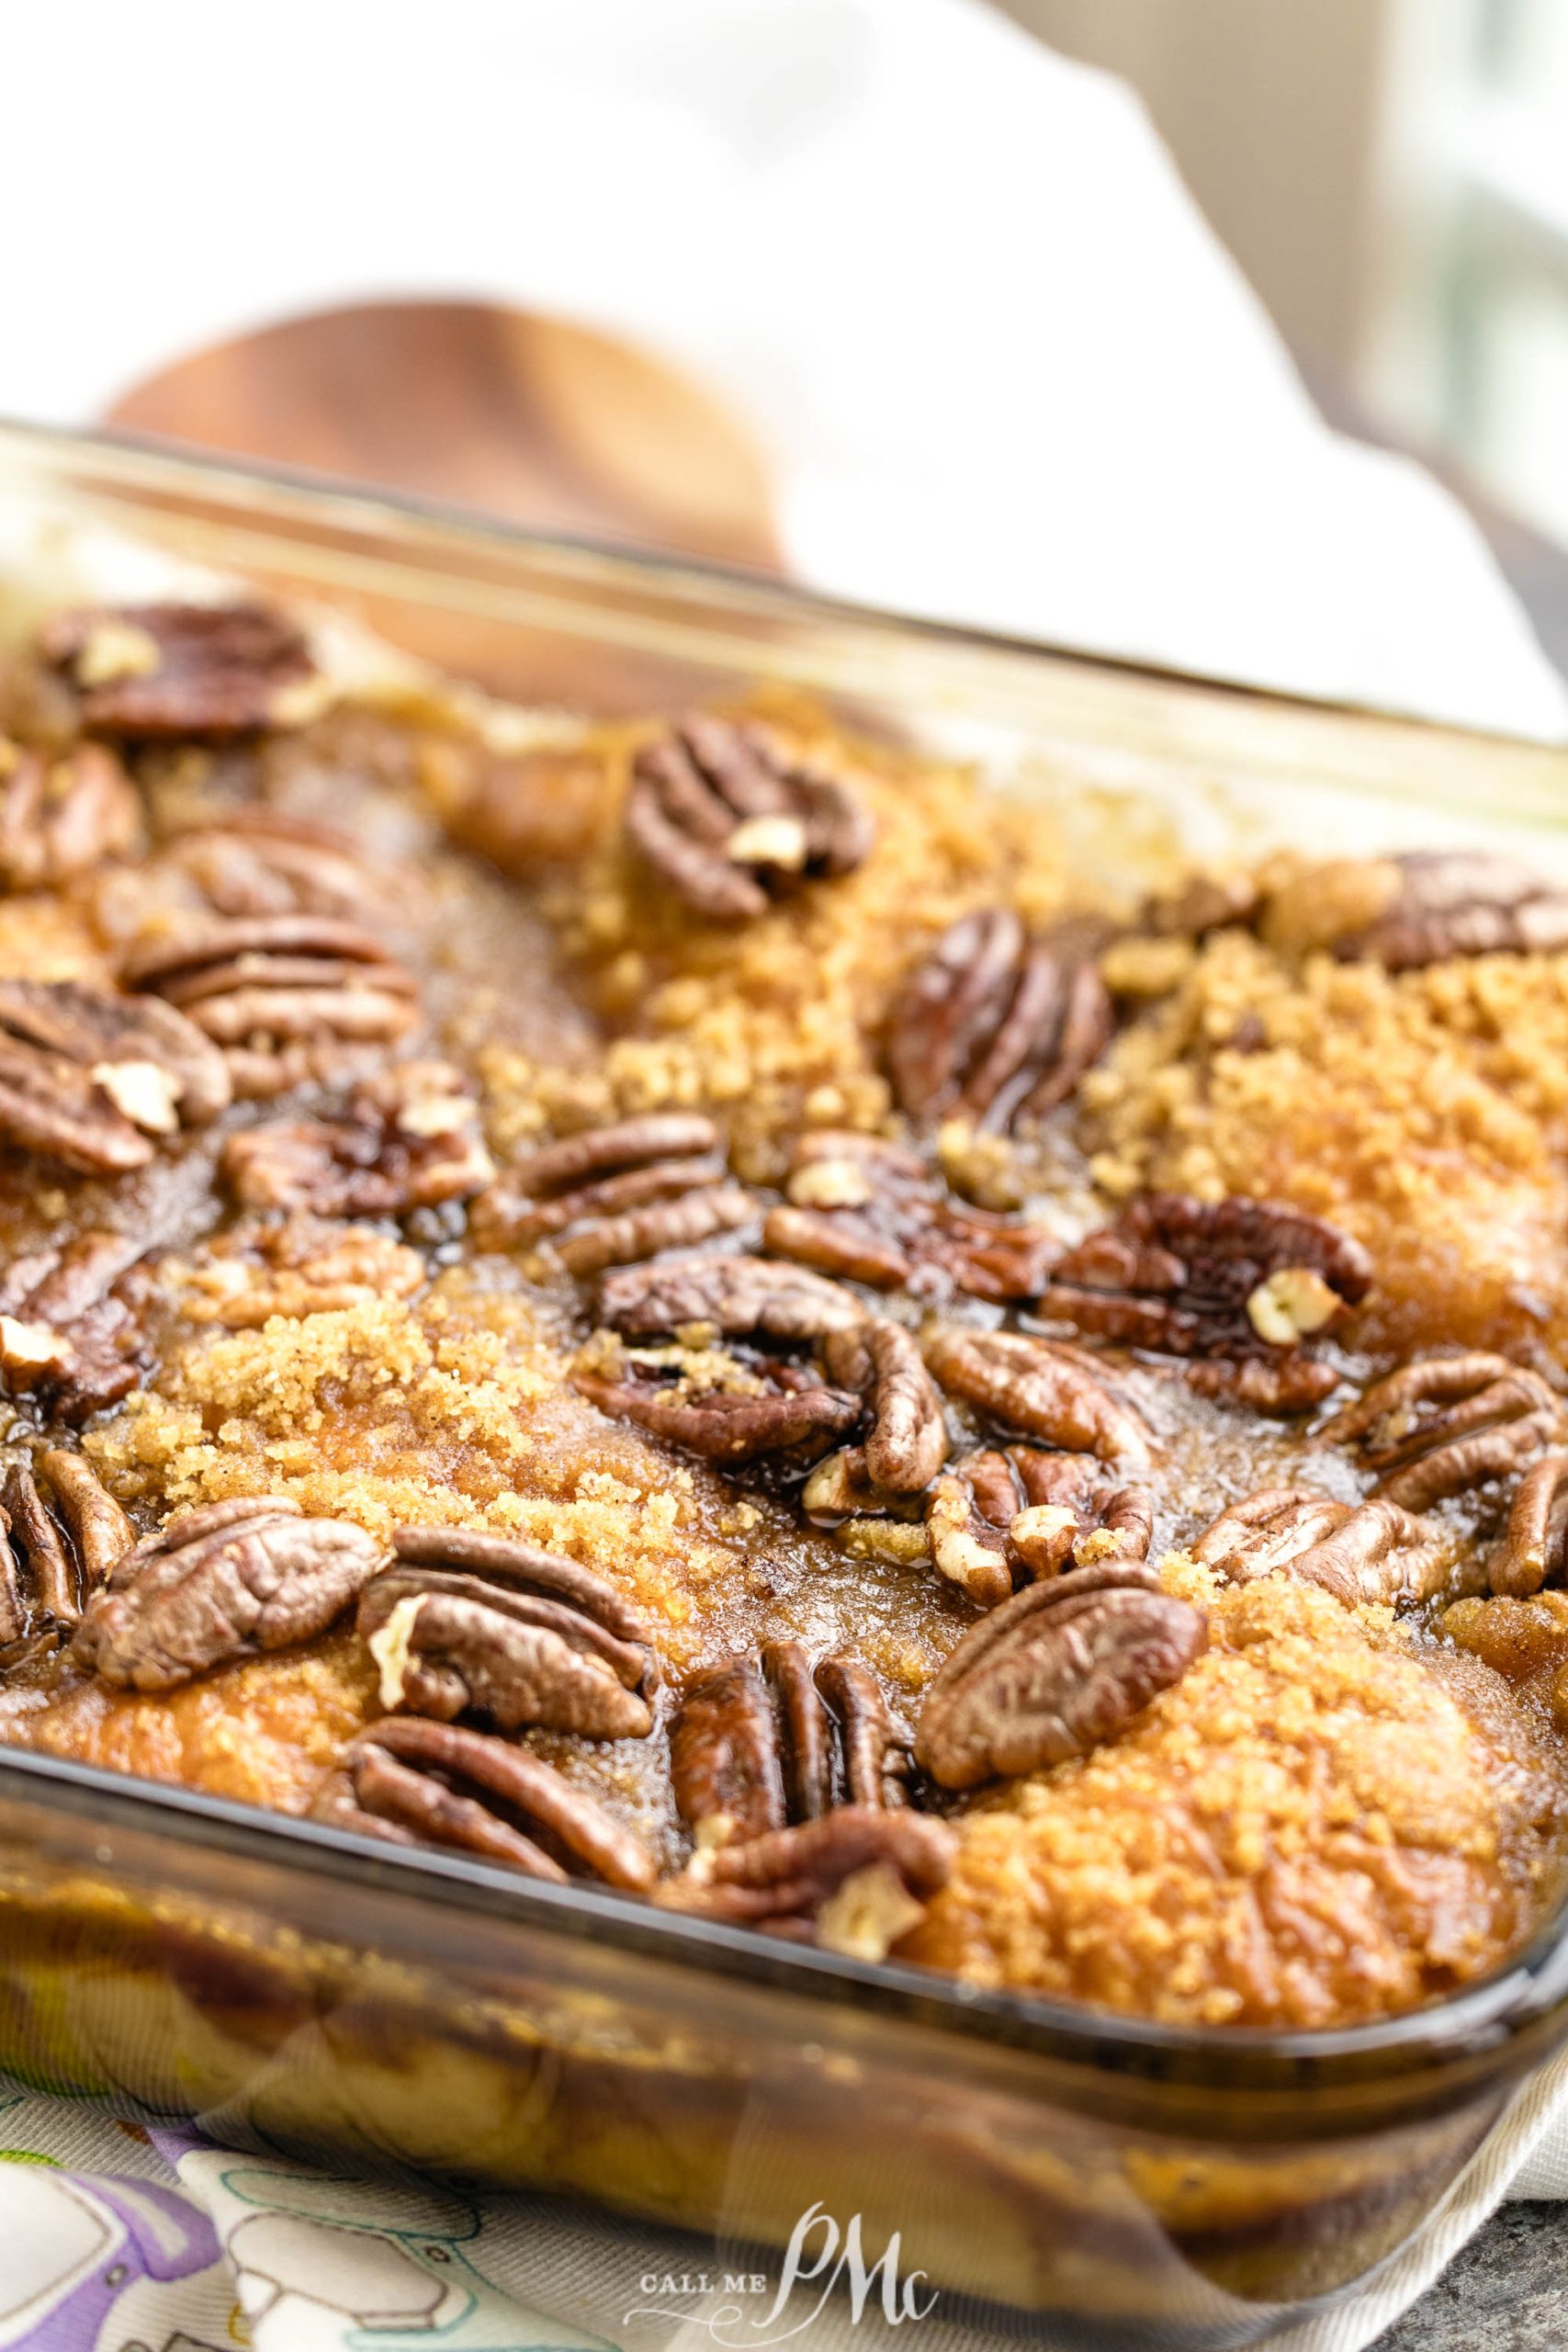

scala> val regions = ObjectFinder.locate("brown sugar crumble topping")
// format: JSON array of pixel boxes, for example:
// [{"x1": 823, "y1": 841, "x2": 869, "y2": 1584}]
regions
[{"x1": 6, "y1": 595, "x2": 1568, "y2": 2021}]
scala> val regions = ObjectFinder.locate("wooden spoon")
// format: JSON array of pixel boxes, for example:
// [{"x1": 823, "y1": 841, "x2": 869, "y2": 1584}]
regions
[{"x1": 105, "y1": 300, "x2": 782, "y2": 572}]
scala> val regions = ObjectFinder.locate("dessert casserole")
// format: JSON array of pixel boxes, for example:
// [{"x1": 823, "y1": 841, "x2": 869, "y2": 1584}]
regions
[{"x1": 4, "y1": 589, "x2": 1568, "y2": 2042}]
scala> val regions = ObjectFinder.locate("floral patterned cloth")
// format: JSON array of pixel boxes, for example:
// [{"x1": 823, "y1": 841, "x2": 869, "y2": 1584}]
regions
[
  {"x1": 6, "y1": 2051, "x2": 1568, "y2": 2352},
  {"x1": 0, "y1": 2086, "x2": 609, "y2": 2352}
]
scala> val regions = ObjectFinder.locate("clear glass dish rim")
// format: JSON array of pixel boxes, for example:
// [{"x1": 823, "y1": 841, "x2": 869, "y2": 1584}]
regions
[
  {"x1": 3, "y1": 413, "x2": 1568, "y2": 2102},
  {"x1": 7, "y1": 1741, "x2": 1568, "y2": 2096},
  {"x1": 6, "y1": 412, "x2": 1568, "y2": 763}
]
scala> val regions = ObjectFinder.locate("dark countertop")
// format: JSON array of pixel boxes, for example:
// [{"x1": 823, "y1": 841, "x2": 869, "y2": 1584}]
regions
[{"x1": 1379, "y1": 2203, "x2": 1566, "y2": 2349}]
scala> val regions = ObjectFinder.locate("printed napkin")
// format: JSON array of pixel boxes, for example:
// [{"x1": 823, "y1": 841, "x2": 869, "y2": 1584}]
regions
[{"x1": 6, "y1": 2046, "x2": 1568, "y2": 2352}]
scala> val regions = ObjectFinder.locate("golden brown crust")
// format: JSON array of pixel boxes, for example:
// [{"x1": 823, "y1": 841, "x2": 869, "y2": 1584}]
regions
[
  {"x1": 904, "y1": 1577, "x2": 1568, "y2": 2026},
  {"x1": 1082, "y1": 928, "x2": 1568, "y2": 1357},
  {"x1": 2, "y1": 662, "x2": 1568, "y2": 2023}
]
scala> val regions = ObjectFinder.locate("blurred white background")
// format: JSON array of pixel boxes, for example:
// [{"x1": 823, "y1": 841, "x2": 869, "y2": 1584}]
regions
[
  {"x1": 3, "y1": 0, "x2": 1565, "y2": 734},
  {"x1": 1004, "y1": 0, "x2": 1568, "y2": 649}
]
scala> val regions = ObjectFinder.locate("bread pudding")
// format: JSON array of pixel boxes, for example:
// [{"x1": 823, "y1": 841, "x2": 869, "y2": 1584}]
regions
[{"x1": 2, "y1": 595, "x2": 1568, "y2": 2036}]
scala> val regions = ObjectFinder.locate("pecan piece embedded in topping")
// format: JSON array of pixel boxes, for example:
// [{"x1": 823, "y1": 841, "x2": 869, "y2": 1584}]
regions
[
  {"x1": 1193, "y1": 1484, "x2": 1471, "y2": 1608},
  {"x1": 667, "y1": 1643, "x2": 909, "y2": 1871},
  {"x1": 1140, "y1": 869, "x2": 1264, "y2": 942},
  {"x1": 1182, "y1": 1354, "x2": 1348, "y2": 1413},
  {"x1": 572, "y1": 1332, "x2": 862, "y2": 1466},
  {"x1": 1489, "y1": 1454, "x2": 1568, "y2": 1598},
  {"x1": 122, "y1": 914, "x2": 420, "y2": 1100},
  {"x1": 669, "y1": 1652, "x2": 791, "y2": 1843},
  {"x1": 1286, "y1": 1498, "x2": 1465, "y2": 1609},
  {"x1": 601, "y1": 1250, "x2": 866, "y2": 1344},
  {"x1": 660, "y1": 1643, "x2": 949, "y2": 1956},
  {"x1": 356, "y1": 1526, "x2": 655, "y2": 1741},
  {"x1": 915, "y1": 1561, "x2": 1208, "y2": 1791},
  {"x1": 626, "y1": 713, "x2": 874, "y2": 922},
  {"x1": 764, "y1": 1129, "x2": 1056, "y2": 1304},
  {"x1": 657, "y1": 1808, "x2": 955, "y2": 1959},
  {"x1": 1039, "y1": 1193, "x2": 1371, "y2": 1410},
  {"x1": 583, "y1": 1250, "x2": 869, "y2": 1466},
  {"x1": 0, "y1": 977, "x2": 231, "y2": 1172},
  {"x1": 925, "y1": 1447, "x2": 1154, "y2": 1608},
  {"x1": 922, "y1": 1325, "x2": 1151, "y2": 1469},
  {"x1": 1263, "y1": 850, "x2": 1568, "y2": 970},
  {"x1": 0, "y1": 741, "x2": 141, "y2": 892},
  {"x1": 922, "y1": 1465, "x2": 1015, "y2": 1609},
  {"x1": 71, "y1": 1497, "x2": 383, "y2": 1691},
  {"x1": 95, "y1": 808, "x2": 409, "y2": 938},
  {"x1": 177, "y1": 1216, "x2": 426, "y2": 1328},
  {"x1": 223, "y1": 1061, "x2": 493, "y2": 1216},
  {"x1": 0, "y1": 1230, "x2": 153, "y2": 1422},
  {"x1": 1011, "y1": 1467, "x2": 1156, "y2": 1579},
  {"x1": 819, "y1": 1318, "x2": 948, "y2": 1494},
  {"x1": 0, "y1": 1450, "x2": 133, "y2": 1646},
  {"x1": 1191, "y1": 1487, "x2": 1355, "y2": 1586},
  {"x1": 1317, "y1": 1353, "x2": 1567, "y2": 1513},
  {"x1": 39, "y1": 603, "x2": 319, "y2": 739},
  {"x1": 311, "y1": 1716, "x2": 654, "y2": 1891},
  {"x1": 886, "y1": 907, "x2": 1113, "y2": 1130},
  {"x1": 471, "y1": 1114, "x2": 753, "y2": 1275}
]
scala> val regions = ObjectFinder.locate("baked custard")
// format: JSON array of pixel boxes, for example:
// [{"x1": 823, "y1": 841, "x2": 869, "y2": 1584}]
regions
[{"x1": 3, "y1": 598, "x2": 1568, "y2": 2034}]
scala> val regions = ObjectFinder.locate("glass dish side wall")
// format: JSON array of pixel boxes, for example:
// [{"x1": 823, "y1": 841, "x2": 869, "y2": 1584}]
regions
[
  {"x1": 0, "y1": 1758, "x2": 1540, "y2": 2342},
  {"x1": 3, "y1": 423, "x2": 1568, "y2": 2344}
]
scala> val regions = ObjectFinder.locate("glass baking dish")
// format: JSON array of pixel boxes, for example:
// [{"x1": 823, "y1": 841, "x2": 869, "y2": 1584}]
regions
[{"x1": 3, "y1": 417, "x2": 1568, "y2": 2346}]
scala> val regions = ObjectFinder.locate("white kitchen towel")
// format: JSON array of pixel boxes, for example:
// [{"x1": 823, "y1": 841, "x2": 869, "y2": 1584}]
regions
[
  {"x1": 5, "y1": 2049, "x2": 1568, "y2": 2352},
  {"x1": 2, "y1": 0, "x2": 1565, "y2": 741}
]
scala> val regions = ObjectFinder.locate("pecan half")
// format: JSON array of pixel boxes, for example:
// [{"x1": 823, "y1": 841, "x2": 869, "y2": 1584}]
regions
[
  {"x1": 1193, "y1": 1483, "x2": 1467, "y2": 1608},
  {"x1": 626, "y1": 714, "x2": 874, "y2": 922},
  {"x1": 312, "y1": 1716, "x2": 654, "y2": 1891},
  {"x1": 1489, "y1": 1454, "x2": 1568, "y2": 1598},
  {"x1": 1282, "y1": 1498, "x2": 1466, "y2": 1609},
  {"x1": 886, "y1": 907, "x2": 1113, "y2": 1130},
  {"x1": 1191, "y1": 1487, "x2": 1354, "y2": 1585},
  {"x1": 596, "y1": 1250, "x2": 937, "y2": 1487},
  {"x1": 39, "y1": 603, "x2": 318, "y2": 739},
  {"x1": 921, "y1": 1468, "x2": 1015, "y2": 1609},
  {"x1": 71, "y1": 1497, "x2": 383, "y2": 1690},
  {"x1": 1141, "y1": 870, "x2": 1264, "y2": 940},
  {"x1": 1040, "y1": 1193, "x2": 1371, "y2": 1408},
  {"x1": 654, "y1": 1807, "x2": 954, "y2": 1957},
  {"x1": 96, "y1": 808, "x2": 406, "y2": 938},
  {"x1": 122, "y1": 914, "x2": 420, "y2": 1100},
  {"x1": 0, "y1": 1230, "x2": 152, "y2": 1421},
  {"x1": 672, "y1": 1645, "x2": 908, "y2": 1838},
  {"x1": 915, "y1": 1561, "x2": 1208, "y2": 1790},
  {"x1": 764, "y1": 1129, "x2": 1055, "y2": 1304},
  {"x1": 601, "y1": 1250, "x2": 865, "y2": 1343},
  {"x1": 670, "y1": 1652, "x2": 790, "y2": 1842},
  {"x1": 1181, "y1": 1354, "x2": 1346, "y2": 1411},
  {"x1": 223, "y1": 1061, "x2": 493, "y2": 1216},
  {"x1": 1265, "y1": 850, "x2": 1568, "y2": 970},
  {"x1": 922, "y1": 1326, "x2": 1151, "y2": 1469},
  {"x1": 356, "y1": 1526, "x2": 655, "y2": 1741},
  {"x1": 177, "y1": 1216, "x2": 426, "y2": 1328},
  {"x1": 819, "y1": 1318, "x2": 948, "y2": 1494},
  {"x1": 0, "y1": 1451, "x2": 133, "y2": 1645},
  {"x1": 0, "y1": 977, "x2": 231, "y2": 1172},
  {"x1": 572, "y1": 1333, "x2": 861, "y2": 1466},
  {"x1": 1317, "y1": 1354, "x2": 1566, "y2": 1512},
  {"x1": 660, "y1": 1643, "x2": 945, "y2": 1955},
  {"x1": 925, "y1": 1448, "x2": 1154, "y2": 1607},
  {"x1": 470, "y1": 1114, "x2": 753, "y2": 1274},
  {"x1": 0, "y1": 741, "x2": 141, "y2": 891},
  {"x1": 1012, "y1": 1467, "x2": 1155, "y2": 1578}
]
